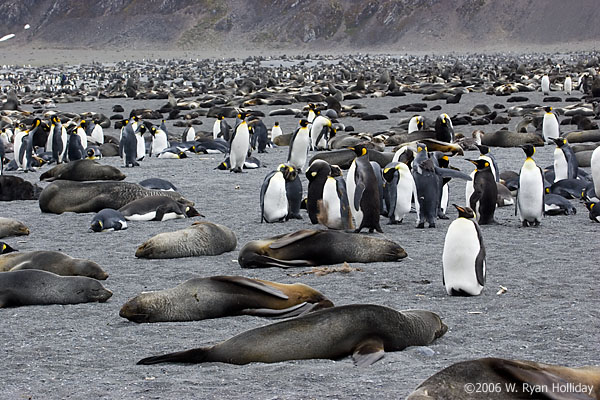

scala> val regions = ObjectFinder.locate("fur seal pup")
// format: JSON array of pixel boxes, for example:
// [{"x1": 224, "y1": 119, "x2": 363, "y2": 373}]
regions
[
  {"x1": 0, "y1": 217, "x2": 29, "y2": 238},
  {"x1": 238, "y1": 229, "x2": 407, "y2": 268},
  {"x1": 38, "y1": 180, "x2": 193, "y2": 214},
  {"x1": 90, "y1": 208, "x2": 127, "y2": 232},
  {"x1": 135, "y1": 222, "x2": 236, "y2": 259},
  {"x1": 0, "y1": 269, "x2": 112, "y2": 307},
  {"x1": 39, "y1": 159, "x2": 125, "y2": 182},
  {"x1": 0, "y1": 250, "x2": 108, "y2": 280},
  {"x1": 119, "y1": 275, "x2": 334, "y2": 323},
  {"x1": 137, "y1": 304, "x2": 447, "y2": 366},
  {"x1": 119, "y1": 196, "x2": 201, "y2": 221},
  {"x1": 407, "y1": 357, "x2": 600, "y2": 399}
]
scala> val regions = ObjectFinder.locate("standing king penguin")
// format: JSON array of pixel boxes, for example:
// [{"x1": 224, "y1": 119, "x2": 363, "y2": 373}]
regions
[
  {"x1": 542, "y1": 106, "x2": 560, "y2": 142},
  {"x1": 229, "y1": 112, "x2": 250, "y2": 173},
  {"x1": 347, "y1": 144, "x2": 382, "y2": 233},
  {"x1": 467, "y1": 159, "x2": 497, "y2": 225},
  {"x1": 383, "y1": 161, "x2": 418, "y2": 225},
  {"x1": 442, "y1": 204, "x2": 486, "y2": 296},
  {"x1": 260, "y1": 164, "x2": 290, "y2": 223},
  {"x1": 552, "y1": 138, "x2": 578, "y2": 182},
  {"x1": 592, "y1": 145, "x2": 600, "y2": 198},
  {"x1": 516, "y1": 145, "x2": 545, "y2": 227},
  {"x1": 287, "y1": 119, "x2": 311, "y2": 172}
]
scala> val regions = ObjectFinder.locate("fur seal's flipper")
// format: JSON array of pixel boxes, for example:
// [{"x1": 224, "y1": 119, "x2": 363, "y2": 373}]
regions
[
  {"x1": 352, "y1": 338, "x2": 385, "y2": 367},
  {"x1": 241, "y1": 301, "x2": 313, "y2": 318},
  {"x1": 243, "y1": 254, "x2": 314, "y2": 268},
  {"x1": 210, "y1": 275, "x2": 288, "y2": 300},
  {"x1": 138, "y1": 349, "x2": 207, "y2": 365},
  {"x1": 268, "y1": 229, "x2": 320, "y2": 249},
  {"x1": 496, "y1": 359, "x2": 578, "y2": 393}
]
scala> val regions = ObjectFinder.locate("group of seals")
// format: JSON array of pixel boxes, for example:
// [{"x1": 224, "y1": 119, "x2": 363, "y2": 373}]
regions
[
  {"x1": 137, "y1": 304, "x2": 447, "y2": 366},
  {"x1": 119, "y1": 275, "x2": 333, "y2": 323},
  {"x1": 238, "y1": 229, "x2": 407, "y2": 268}
]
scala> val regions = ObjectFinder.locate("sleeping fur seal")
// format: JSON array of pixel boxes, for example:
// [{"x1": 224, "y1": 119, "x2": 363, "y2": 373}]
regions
[
  {"x1": 0, "y1": 250, "x2": 108, "y2": 280},
  {"x1": 39, "y1": 159, "x2": 125, "y2": 182},
  {"x1": 0, "y1": 269, "x2": 112, "y2": 307},
  {"x1": 38, "y1": 180, "x2": 193, "y2": 214},
  {"x1": 137, "y1": 304, "x2": 447, "y2": 366},
  {"x1": 407, "y1": 357, "x2": 600, "y2": 399},
  {"x1": 238, "y1": 229, "x2": 407, "y2": 268},
  {"x1": 119, "y1": 275, "x2": 334, "y2": 323},
  {"x1": 0, "y1": 217, "x2": 29, "y2": 238},
  {"x1": 135, "y1": 222, "x2": 236, "y2": 259}
]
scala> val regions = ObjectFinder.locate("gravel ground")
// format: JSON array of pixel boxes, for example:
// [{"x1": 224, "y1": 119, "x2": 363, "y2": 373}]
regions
[{"x1": 1, "y1": 64, "x2": 599, "y2": 400}]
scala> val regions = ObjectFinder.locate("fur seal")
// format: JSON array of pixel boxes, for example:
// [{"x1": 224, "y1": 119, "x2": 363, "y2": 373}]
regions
[
  {"x1": 135, "y1": 222, "x2": 236, "y2": 259},
  {"x1": 0, "y1": 217, "x2": 29, "y2": 238},
  {"x1": 0, "y1": 269, "x2": 112, "y2": 307},
  {"x1": 119, "y1": 275, "x2": 334, "y2": 323},
  {"x1": 481, "y1": 130, "x2": 545, "y2": 148},
  {"x1": 137, "y1": 304, "x2": 447, "y2": 366},
  {"x1": 407, "y1": 357, "x2": 600, "y2": 399},
  {"x1": 564, "y1": 129, "x2": 600, "y2": 144},
  {"x1": 39, "y1": 159, "x2": 125, "y2": 182},
  {"x1": 38, "y1": 180, "x2": 193, "y2": 214},
  {"x1": 238, "y1": 229, "x2": 407, "y2": 268},
  {"x1": 0, "y1": 175, "x2": 41, "y2": 201},
  {"x1": 0, "y1": 250, "x2": 108, "y2": 280}
]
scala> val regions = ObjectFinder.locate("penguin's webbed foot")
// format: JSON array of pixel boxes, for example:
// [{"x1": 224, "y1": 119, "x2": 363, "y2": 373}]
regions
[
  {"x1": 438, "y1": 213, "x2": 449, "y2": 220},
  {"x1": 416, "y1": 222, "x2": 425, "y2": 229},
  {"x1": 387, "y1": 219, "x2": 401, "y2": 225},
  {"x1": 428, "y1": 223, "x2": 436, "y2": 228}
]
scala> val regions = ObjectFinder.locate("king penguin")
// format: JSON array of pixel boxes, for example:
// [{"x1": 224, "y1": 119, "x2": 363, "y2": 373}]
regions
[
  {"x1": 467, "y1": 159, "x2": 498, "y2": 225},
  {"x1": 306, "y1": 159, "x2": 331, "y2": 224},
  {"x1": 442, "y1": 204, "x2": 486, "y2": 296},
  {"x1": 150, "y1": 125, "x2": 169, "y2": 156},
  {"x1": 283, "y1": 164, "x2": 303, "y2": 220},
  {"x1": 318, "y1": 165, "x2": 353, "y2": 230},
  {"x1": 516, "y1": 145, "x2": 545, "y2": 227},
  {"x1": 475, "y1": 144, "x2": 499, "y2": 182},
  {"x1": 310, "y1": 112, "x2": 332, "y2": 151},
  {"x1": 13, "y1": 124, "x2": 27, "y2": 170},
  {"x1": 552, "y1": 137, "x2": 578, "y2": 182},
  {"x1": 0, "y1": 133, "x2": 5, "y2": 175},
  {"x1": 287, "y1": 119, "x2": 311, "y2": 172},
  {"x1": 585, "y1": 201, "x2": 600, "y2": 222},
  {"x1": 260, "y1": 164, "x2": 290, "y2": 223},
  {"x1": 383, "y1": 161, "x2": 418, "y2": 224},
  {"x1": 408, "y1": 115, "x2": 424, "y2": 134},
  {"x1": 120, "y1": 119, "x2": 139, "y2": 167},
  {"x1": 24, "y1": 118, "x2": 42, "y2": 172},
  {"x1": 435, "y1": 113, "x2": 454, "y2": 142},
  {"x1": 564, "y1": 76, "x2": 572, "y2": 95},
  {"x1": 135, "y1": 124, "x2": 147, "y2": 161},
  {"x1": 541, "y1": 74, "x2": 550, "y2": 95},
  {"x1": 76, "y1": 120, "x2": 88, "y2": 150},
  {"x1": 229, "y1": 111, "x2": 250, "y2": 173},
  {"x1": 542, "y1": 106, "x2": 560, "y2": 142},
  {"x1": 591, "y1": 145, "x2": 600, "y2": 199},
  {"x1": 347, "y1": 144, "x2": 382, "y2": 233},
  {"x1": 271, "y1": 121, "x2": 282, "y2": 141},
  {"x1": 50, "y1": 116, "x2": 67, "y2": 164},
  {"x1": 89, "y1": 119, "x2": 104, "y2": 145}
]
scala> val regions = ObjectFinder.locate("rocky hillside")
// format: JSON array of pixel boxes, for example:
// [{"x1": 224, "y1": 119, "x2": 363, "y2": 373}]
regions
[{"x1": 1, "y1": 0, "x2": 599, "y2": 52}]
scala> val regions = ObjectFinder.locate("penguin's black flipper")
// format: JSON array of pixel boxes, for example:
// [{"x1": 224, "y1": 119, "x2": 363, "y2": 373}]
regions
[
  {"x1": 434, "y1": 166, "x2": 472, "y2": 181},
  {"x1": 474, "y1": 224, "x2": 486, "y2": 286},
  {"x1": 286, "y1": 127, "x2": 300, "y2": 163}
]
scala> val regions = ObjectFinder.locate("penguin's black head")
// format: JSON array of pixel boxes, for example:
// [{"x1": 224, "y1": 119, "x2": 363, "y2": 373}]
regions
[
  {"x1": 308, "y1": 103, "x2": 316, "y2": 110},
  {"x1": 552, "y1": 137, "x2": 567, "y2": 147},
  {"x1": 543, "y1": 106, "x2": 553, "y2": 113},
  {"x1": 177, "y1": 151, "x2": 188, "y2": 159},
  {"x1": 149, "y1": 126, "x2": 157, "y2": 137},
  {"x1": 80, "y1": 119, "x2": 87, "y2": 128},
  {"x1": 31, "y1": 118, "x2": 41, "y2": 129},
  {"x1": 0, "y1": 241, "x2": 17, "y2": 254},
  {"x1": 306, "y1": 160, "x2": 331, "y2": 181},
  {"x1": 90, "y1": 220, "x2": 103, "y2": 233},
  {"x1": 280, "y1": 164, "x2": 298, "y2": 181},
  {"x1": 437, "y1": 154, "x2": 450, "y2": 168},
  {"x1": 521, "y1": 144, "x2": 535, "y2": 158},
  {"x1": 217, "y1": 113, "x2": 223, "y2": 120},
  {"x1": 184, "y1": 205, "x2": 201, "y2": 218},
  {"x1": 86, "y1": 148, "x2": 96, "y2": 159},
  {"x1": 382, "y1": 163, "x2": 400, "y2": 183},
  {"x1": 438, "y1": 113, "x2": 450, "y2": 125},
  {"x1": 299, "y1": 119, "x2": 309, "y2": 128},
  {"x1": 475, "y1": 144, "x2": 489, "y2": 155},
  {"x1": 349, "y1": 144, "x2": 368, "y2": 157},
  {"x1": 238, "y1": 112, "x2": 248, "y2": 120},
  {"x1": 452, "y1": 204, "x2": 475, "y2": 219},
  {"x1": 467, "y1": 159, "x2": 490, "y2": 170},
  {"x1": 416, "y1": 143, "x2": 428, "y2": 153},
  {"x1": 274, "y1": 121, "x2": 279, "y2": 127},
  {"x1": 416, "y1": 116, "x2": 424, "y2": 129},
  {"x1": 136, "y1": 125, "x2": 147, "y2": 134},
  {"x1": 132, "y1": 116, "x2": 140, "y2": 122}
]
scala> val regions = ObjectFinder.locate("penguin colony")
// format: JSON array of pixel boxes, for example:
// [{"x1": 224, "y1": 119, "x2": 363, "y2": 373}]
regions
[{"x1": 1, "y1": 52, "x2": 599, "y2": 398}]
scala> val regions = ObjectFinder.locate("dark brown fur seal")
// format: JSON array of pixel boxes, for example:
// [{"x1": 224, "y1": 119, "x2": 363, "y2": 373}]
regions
[
  {"x1": 407, "y1": 357, "x2": 600, "y2": 399},
  {"x1": 135, "y1": 222, "x2": 236, "y2": 259},
  {"x1": 137, "y1": 304, "x2": 447, "y2": 366},
  {"x1": 0, "y1": 269, "x2": 112, "y2": 307},
  {"x1": 38, "y1": 180, "x2": 193, "y2": 214},
  {"x1": 238, "y1": 229, "x2": 407, "y2": 268},
  {"x1": 39, "y1": 159, "x2": 126, "y2": 182},
  {"x1": 0, "y1": 250, "x2": 108, "y2": 280},
  {"x1": 481, "y1": 130, "x2": 545, "y2": 148},
  {"x1": 119, "y1": 275, "x2": 333, "y2": 323}
]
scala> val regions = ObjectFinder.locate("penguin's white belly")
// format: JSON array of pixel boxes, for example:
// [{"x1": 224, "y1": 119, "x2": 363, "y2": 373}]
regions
[
  {"x1": 91, "y1": 126, "x2": 104, "y2": 144},
  {"x1": 553, "y1": 148, "x2": 568, "y2": 182},
  {"x1": 443, "y1": 219, "x2": 484, "y2": 296},
  {"x1": 591, "y1": 146, "x2": 600, "y2": 196},
  {"x1": 465, "y1": 170, "x2": 475, "y2": 205},
  {"x1": 136, "y1": 136, "x2": 145, "y2": 160},
  {"x1": 518, "y1": 167, "x2": 544, "y2": 222},
  {"x1": 125, "y1": 212, "x2": 157, "y2": 221},
  {"x1": 322, "y1": 178, "x2": 342, "y2": 228},
  {"x1": 159, "y1": 212, "x2": 183, "y2": 221},
  {"x1": 394, "y1": 174, "x2": 414, "y2": 220},
  {"x1": 440, "y1": 183, "x2": 449, "y2": 214},
  {"x1": 152, "y1": 135, "x2": 168, "y2": 156},
  {"x1": 46, "y1": 130, "x2": 54, "y2": 152},
  {"x1": 212, "y1": 121, "x2": 220, "y2": 139},
  {"x1": 289, "y1": 133, "x2": 309, "y2": 170},
  {"x1": 542, "y1": 115, "x2": 559, "y2": 141},
  {"x1": 230, "y1": 131, "x2": 249, "y2": 169},
  {"x1": 347, "y1": 161, "x2": 363, "y2": 228},
  {"x1": 158, "y1": 151, "x2": 179, "y2": 159},
  {"x1": 263, "y1": 176, "x2": 288, "y2": 222}
]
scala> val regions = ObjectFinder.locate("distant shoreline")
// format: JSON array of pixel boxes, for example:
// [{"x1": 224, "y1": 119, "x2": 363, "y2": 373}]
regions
[{"x1": 0, "y1": 41, "x2": 598, "y2": 67}]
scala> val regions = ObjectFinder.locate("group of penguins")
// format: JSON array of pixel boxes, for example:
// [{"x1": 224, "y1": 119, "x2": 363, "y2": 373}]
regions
[{"x1": 256, "y1": 104, "x2": 600, "y2": 298}]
